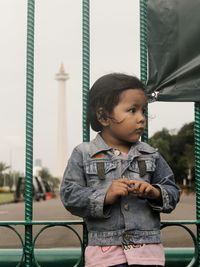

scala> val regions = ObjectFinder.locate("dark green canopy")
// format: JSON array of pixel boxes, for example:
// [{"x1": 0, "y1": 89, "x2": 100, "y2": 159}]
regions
[{"x1": 147, "y1": 0, "x2": 200, "y2": 101}]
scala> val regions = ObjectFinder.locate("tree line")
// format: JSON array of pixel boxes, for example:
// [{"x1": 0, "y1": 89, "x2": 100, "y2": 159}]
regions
[
  {"x1": 0, "y1": 121, "x2": 195, "y2": 191},
  {"x1": 149, "y1": 122, "x2": 194, "y2": 188}
]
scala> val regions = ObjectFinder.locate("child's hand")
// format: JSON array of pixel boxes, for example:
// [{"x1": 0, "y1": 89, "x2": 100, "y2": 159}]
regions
[
  {"x1": 128, "y1": 180, "x2": 161, "y2": 200},
  {"x1": 104, "y1": 178, "x2": 130, "y2": 205}
]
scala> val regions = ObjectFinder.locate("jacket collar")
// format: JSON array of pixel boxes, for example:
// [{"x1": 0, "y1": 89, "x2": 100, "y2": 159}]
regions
[
  {"x1": 88, "y1": 133, "x2": 157, "y2": 158},
  {"x1": 88, "y1": 134, "x2": 111, "y2": 157}
]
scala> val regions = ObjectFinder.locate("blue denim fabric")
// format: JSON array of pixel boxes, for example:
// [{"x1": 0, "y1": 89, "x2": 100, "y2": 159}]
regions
[{"x1": 60, "y1": 133, "x2": 180, "y2": 246}]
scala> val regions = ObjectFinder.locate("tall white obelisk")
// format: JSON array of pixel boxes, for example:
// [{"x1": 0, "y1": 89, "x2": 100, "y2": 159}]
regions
[{"x1": 55, "y1": 64, "x2": 69, "y2": 178}]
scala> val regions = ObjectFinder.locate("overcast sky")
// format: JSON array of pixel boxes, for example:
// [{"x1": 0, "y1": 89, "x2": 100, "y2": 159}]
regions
[{"x1": 0, "y1": 0, "x2": 194, "y2": 176}]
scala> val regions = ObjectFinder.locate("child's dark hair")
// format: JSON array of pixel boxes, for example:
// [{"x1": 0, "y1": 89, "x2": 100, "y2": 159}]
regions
[{"x1": 87, "y1": 73, "x2": 146, "y2": 132}]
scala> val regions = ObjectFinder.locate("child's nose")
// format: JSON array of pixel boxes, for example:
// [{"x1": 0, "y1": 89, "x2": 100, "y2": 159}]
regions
[{"x1": 137, "y1": 111, "x2": 146, "y2": 124}]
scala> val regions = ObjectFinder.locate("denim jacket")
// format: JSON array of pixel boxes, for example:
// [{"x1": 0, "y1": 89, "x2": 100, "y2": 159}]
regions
[{"x1": 60, "y1": 134, "x2": 180, "y2": 246}]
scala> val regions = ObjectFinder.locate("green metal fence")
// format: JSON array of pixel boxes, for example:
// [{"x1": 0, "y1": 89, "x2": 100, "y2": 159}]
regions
[{"x1": 0, "y1": 0, "x2": 199, "y2": 266}]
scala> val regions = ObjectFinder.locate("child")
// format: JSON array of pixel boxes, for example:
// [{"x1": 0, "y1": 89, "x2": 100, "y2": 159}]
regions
[{"x1": 60, "y1": 73, "x2": 180, "y2": 267}]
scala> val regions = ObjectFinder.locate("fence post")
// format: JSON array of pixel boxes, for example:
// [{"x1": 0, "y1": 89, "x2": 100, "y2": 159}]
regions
[
  {"x1": 195, "y1": 102, "x2": 200, "y2": 267},
  {"x1": 82, "y1": 0, "x2": 90, "y2": 143},
  {"x1": 140, "y1": 0, "x2": 148, "y2": 143},
  {"x1": 25, "y1": 0, "x2": 35, "y2": 265}
]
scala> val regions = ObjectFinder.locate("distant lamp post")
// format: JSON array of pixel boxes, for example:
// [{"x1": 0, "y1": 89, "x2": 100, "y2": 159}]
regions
[
  {"x1": 187, "y1": 167, "x2": 192, "y2": 188},
  {"x1": 183, "y1": 178, "x2": 187, "y2": 187}
]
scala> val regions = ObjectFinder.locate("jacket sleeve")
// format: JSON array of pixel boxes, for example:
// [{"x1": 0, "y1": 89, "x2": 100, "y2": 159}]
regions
[
  {"x1": 148, "y1": 153, "x2": 180, "y2": 213},
  {"x1": 60, "y1": 146, "x2": 109, "y2": 219}
]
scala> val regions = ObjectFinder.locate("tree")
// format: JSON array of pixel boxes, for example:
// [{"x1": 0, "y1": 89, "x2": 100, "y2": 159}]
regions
[
  {"x1": 38, "y1": 167, "x2": 60, "y2": 190},
  {"x1": 38, "y1": 167, "x2": 51, "y2": 180},
  {"x1": 149, "y1": 128, "x2": 172, "y2": 162},
  {"x1": 0, "y1": 162, "x2": 10, "y2": 187},
  {"x1": 149, "y1": 122, "x2": 194, "y2": 186},
  {"x1": 175, "y1": 122, "x2": 194, "y2": 186}
]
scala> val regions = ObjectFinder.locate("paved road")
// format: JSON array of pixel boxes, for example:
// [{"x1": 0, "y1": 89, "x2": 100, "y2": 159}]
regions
[
  {"x1": 161, "y1": 191, "x2": 196, "y2": 247},
  {"x1": 0, "y1": 192, "x2": 196, "y2": 248},
  {"x1": 0, "y1": 196, "x2": 83, "y2": 249}
]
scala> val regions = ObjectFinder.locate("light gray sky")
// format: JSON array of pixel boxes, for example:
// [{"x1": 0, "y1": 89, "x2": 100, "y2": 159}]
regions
[{"x1": 0, "y1": 0, "x2": 194, "y2": 176}]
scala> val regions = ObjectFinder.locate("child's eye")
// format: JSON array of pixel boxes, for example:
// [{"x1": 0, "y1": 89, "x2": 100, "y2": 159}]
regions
[{"x1": 129, "y1": 107, "x2": 136, "y2": 113}]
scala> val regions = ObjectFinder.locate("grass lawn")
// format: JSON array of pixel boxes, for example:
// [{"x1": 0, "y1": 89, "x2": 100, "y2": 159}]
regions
[{"x1": 0, "y1": 193, "x2": 14, "y2": 203}]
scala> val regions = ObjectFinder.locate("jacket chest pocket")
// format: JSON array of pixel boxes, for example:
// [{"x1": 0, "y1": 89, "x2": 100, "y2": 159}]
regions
[
  {"x1": 85, "y1": 161, "x2": 117, "y2": 185},
  {"x1": 128, "y1": 158, "x2": 156, "y2": 182}
]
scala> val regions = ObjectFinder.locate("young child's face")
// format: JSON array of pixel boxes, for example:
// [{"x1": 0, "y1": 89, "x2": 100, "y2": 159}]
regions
[{"x1": 104, "y1": 88, "x2": 147, "y2": 145}]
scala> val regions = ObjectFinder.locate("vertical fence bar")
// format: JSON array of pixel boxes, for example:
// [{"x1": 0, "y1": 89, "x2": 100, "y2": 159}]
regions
[
  {"x1": 25, "y1": 0, "x2": 35, "y2": 266},
  {"x1": 195, "y1": 102, "x2": 200, "y2": 267},
  {"x1": 82, "y1": 0, "x2": 90, "y2": 142},
  {"x1": 140, "y1": 0, "x2": 148, "y2": 143},
  {"x1": 82, "y1": 0, "x2": 90, "y2": 263}
]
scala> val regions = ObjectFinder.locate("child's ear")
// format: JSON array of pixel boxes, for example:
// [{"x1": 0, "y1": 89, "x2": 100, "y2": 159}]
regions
[{"x1": 96, "y1": 108, "x2": 110, "y2": 126}]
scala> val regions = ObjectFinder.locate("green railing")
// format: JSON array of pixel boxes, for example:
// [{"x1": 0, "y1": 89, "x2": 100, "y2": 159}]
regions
[{"x1": 0, "y1": 0, "x2": 199, "y2": 266}]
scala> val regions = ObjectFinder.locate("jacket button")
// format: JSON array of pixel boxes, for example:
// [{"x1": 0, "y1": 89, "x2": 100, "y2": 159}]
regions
[
  {"x1": 113, "y1": 149, "x2": 121, "y2": 156},
  {"x1": 124, "y1": 203, "x2": 129, "y2": 211}
]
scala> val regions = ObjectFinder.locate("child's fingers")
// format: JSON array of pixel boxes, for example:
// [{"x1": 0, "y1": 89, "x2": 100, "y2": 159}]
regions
[
  {"x1": 119, "y1": 188, "x2": 129, "y2": 196},
  {"x1": 108, "y1": 180, "x2": 129, "y2": 194},
  {"x1": 128, "y1": 181, "x2": 150, "y2": 195},
  {"x1": 125, "y1": 180, "x2": 161, "y2": 199},
  {"x1": 105, "y1": 182, "x2": 129, "y2": 204},
  {"x1": 138, "y1": 183, "x2": 150, "y2": 193}
]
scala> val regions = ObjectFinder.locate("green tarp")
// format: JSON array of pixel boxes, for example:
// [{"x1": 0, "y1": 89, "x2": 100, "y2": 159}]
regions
[{"x1": 147, "y1": 0, "x2": 200, "y2": 102}]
